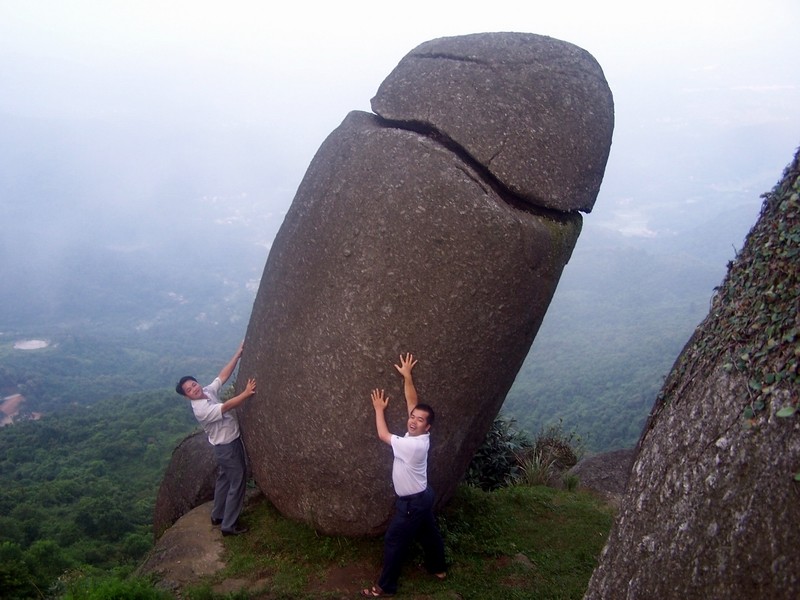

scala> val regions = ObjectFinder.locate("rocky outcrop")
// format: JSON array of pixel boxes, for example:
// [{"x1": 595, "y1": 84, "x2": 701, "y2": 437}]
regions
[
  {"x1": 238, "y1": 32, "x2": 614, "y2": 536},
  {"x1": 584, "y1": 148, "x2": 800, "y2": 599},
  {"x1": 567, "y1": 448, "x2": 634, "y2": 507},
  {"x1": 153, "y1": 431, "x2": 216, "y2": 540},
  {"x1": 138, "y1": 501, "x2": 225, "y2": 595},
  {"x1": 372, "y1": 33, "x2": 613, "y2": 212}
]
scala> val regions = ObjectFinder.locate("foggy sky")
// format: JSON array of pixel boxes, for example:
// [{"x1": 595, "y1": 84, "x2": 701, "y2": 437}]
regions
[{"x1": 1, "y1": 0, "x2": 799, "y2": 278}]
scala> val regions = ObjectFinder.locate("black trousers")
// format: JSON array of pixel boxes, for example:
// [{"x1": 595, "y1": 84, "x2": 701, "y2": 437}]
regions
[{"x1": 377, "y1": 486, "x2": 446, "y2": 594}]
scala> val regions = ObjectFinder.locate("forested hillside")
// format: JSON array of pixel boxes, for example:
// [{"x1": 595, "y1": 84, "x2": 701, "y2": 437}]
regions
[
  {"x1": 0, "y1": 390, "x2": 198, "y2": 598},
  {"x1": 504, "y1": 202, "x2": 759, "y2": 451},
  {"x1": 0, "y1": 295, "x2": 249, "y2": 416}
]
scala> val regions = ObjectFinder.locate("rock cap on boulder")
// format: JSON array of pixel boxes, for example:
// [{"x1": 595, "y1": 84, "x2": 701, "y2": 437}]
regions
[{"x1": 372, "y1": 32, "x2": 614, "y2": 213}]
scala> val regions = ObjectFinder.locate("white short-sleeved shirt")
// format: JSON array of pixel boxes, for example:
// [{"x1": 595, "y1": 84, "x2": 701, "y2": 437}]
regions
[
  {"x1": 190, "y1": 377, "x2": 240, "y2": 445},
  {"x1": 390, "y1": 432, "x2": 430, "y2": 497}
]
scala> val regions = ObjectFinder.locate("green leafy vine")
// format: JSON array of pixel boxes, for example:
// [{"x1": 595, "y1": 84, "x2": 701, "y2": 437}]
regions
[{"x1": 656, "y1": 148, "x2": 800, "y2": 477}]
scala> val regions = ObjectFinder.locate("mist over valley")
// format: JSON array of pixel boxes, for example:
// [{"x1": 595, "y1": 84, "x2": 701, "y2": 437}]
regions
[
  {"x1": 0, "y1": 125, "x2": 782, "y2": 450},
  {"x1": 1, "y1": 4, "x2": 796, "y2": 451}
]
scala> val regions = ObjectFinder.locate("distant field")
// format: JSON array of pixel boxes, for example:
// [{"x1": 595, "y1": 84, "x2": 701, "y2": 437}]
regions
[{"x1": 13, "y1": 339, "x2": 51, "y2": 350}]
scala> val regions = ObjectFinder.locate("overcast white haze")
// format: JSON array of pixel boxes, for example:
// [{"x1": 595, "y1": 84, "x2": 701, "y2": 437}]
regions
[{"x1": 1, "y1": 0, "x2": 799, "y2": 325}]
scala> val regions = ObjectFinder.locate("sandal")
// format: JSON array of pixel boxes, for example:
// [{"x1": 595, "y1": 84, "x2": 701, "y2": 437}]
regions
[{"x1": 361, "y1": 585, "x2": 394, "y2": 597}]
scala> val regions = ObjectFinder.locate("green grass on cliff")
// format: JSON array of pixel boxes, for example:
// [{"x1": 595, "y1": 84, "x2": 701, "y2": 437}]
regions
[{"x1": 184, "y1": 484, "x2": 614, "y2": 600}]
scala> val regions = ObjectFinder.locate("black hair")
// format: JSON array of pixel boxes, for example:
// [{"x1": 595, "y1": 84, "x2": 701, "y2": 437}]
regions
[
  {"x1": 413, "y1": 403, "x2": 435, "y2": 426},
  {"x1": 175, "y1": 375, "x2": 198, "y2": 396}
]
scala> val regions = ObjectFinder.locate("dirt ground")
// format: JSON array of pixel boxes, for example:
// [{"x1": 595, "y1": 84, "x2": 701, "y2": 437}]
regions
[{"x1": 137, "y1": 501, "x2": 390, "y2": 599}]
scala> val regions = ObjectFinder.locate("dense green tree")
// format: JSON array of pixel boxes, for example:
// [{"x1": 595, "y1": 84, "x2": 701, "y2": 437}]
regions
[
  {"x1": 24, "y1": 539, "x2": 75, "y2": 591},
  {"x1": 0, "y1": 541, "x2": 34, "y2": 600}
]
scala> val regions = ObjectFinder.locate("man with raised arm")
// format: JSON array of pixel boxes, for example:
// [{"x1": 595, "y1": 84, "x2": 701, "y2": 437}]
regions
[
  {"x1": 175, "y1": 342, "x2": 256, "y2": 537},
  {"x1": 362, "y1": 352, "x2": 447, "y2": 598}
]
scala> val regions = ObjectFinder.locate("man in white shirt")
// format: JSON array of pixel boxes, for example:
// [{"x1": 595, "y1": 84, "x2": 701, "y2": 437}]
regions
[
  {"x1": 362, "y1": 353, "x2": 447, "y2": 597},
  {"x1": 176, "y1": 342, "x2": 256, "y2": 536}
]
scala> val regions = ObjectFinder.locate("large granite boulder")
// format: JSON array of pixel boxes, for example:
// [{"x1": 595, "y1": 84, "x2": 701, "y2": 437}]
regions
[
  {"x1": 584, "y1": 149, "x2": 800, "y2": 599},
  {"x1": 238, "y1": 32, "x2": 614, "y2": 536},
  {"x1": 153, "y1": 431, "x2": 216, "y2": 540}
]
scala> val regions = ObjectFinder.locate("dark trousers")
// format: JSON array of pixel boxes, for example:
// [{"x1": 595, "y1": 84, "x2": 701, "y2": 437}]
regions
[
  {"x1": 377, "y1": 486, "x2": 446, "y2": 594},
  {"x1": 211, "y1": 436, "x2": 247, "y2": 532}
]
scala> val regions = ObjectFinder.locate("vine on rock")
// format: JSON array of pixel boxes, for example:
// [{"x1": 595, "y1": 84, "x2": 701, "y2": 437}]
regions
[{"x1": 656, "y1": 148, "x2": 800, "y2": 478}]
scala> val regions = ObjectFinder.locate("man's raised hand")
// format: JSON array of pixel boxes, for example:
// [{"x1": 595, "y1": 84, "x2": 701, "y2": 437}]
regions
[
  {"x1": 394, "y1": 353, "x2": 417, "y2": 378},
  {"x1": 371, "y1": 388, "x2": 389, "y2": 411}
]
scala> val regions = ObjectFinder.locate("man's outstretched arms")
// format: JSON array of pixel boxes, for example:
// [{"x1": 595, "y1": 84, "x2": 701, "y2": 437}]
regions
[
  {"x1": 371, "y1": 388, "x2": 393, "y2": 445},
  {"x1": 394, "y1": 352, "x2": 419, "y2": 416},
  {"x1": 218, "y1": 342, "x2": 245, "y2": 386},
  {"x1": 221, "y1": 377, "x2": 257, "y2": 414}
]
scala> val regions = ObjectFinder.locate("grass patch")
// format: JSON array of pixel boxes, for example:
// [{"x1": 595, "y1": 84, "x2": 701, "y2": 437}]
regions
[
  {"x1": 189, "y1": 483, "x2": 614, "y2": 599},
  {"x1": 438, "y1": 485, "x2": 614, "y2": 599}
]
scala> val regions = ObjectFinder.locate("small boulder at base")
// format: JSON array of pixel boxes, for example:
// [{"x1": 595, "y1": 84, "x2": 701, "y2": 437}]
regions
[
  {"x1": 567, "y1": 447, "x2": 634, "y2": 507},
  {"x1": 153, "y1": 431, "x2": 216, "y2": 540}
]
